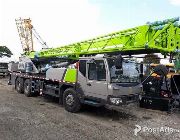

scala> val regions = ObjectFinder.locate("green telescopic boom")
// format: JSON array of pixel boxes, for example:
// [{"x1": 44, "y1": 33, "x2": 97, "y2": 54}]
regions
[{"x1": 26, "y1": 17, "x2": 180, "y2": 70}]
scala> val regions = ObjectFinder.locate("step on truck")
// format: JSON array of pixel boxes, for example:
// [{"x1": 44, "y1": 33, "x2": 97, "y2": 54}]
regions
[{"x1": 9, "y1": 55, "x2": 142, "y2": 112}]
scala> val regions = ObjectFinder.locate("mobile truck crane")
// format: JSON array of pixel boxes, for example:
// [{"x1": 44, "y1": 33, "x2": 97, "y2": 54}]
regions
[{"x1": 9, "y1": 17, "x2": 180, "y2": 112}]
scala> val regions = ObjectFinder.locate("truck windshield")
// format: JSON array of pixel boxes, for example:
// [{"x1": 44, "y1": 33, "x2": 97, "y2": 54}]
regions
[{"x1": 107, "y1": 58, "x2": 140, "y2": 83}]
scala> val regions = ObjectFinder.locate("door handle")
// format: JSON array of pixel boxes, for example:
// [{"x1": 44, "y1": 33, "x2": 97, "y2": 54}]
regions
[{"x1": 87, "y1": 83, "x2": 91, "y2": 86}]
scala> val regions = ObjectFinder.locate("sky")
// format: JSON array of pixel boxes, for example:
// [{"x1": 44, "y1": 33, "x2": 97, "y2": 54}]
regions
[{"x1": 0, "y1": 0, "x2": 180, "y2": 60}]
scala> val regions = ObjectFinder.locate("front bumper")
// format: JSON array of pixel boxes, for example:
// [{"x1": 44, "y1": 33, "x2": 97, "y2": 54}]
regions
[{"x1": 107, "y1": 94, "x2": 139, "y2": 106}]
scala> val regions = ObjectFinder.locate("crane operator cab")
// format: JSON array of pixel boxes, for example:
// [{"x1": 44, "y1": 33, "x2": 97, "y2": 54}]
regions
[{"x1": 77, "y1": 54, "x2": 142, "y2": 107}]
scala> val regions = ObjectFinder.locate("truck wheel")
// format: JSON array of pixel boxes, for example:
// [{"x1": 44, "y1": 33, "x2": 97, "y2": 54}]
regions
[
  {"x1": 15, "y1": 77, "x2": 24, "y2": 93},
  {"x1": 24, "y1": 79, "x2": 32, "y2": 97},
  {"x1": 63, "y1": 88, "x2": 81, "y2": 113}
]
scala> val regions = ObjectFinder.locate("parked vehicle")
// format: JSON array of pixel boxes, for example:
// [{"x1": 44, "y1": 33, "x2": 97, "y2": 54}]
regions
[
  {"x1": 141, "y1": 64, "x2": 180, "y2": 111},
  {"x1": 0, "y1": 62, "x2": 8, "y2": 77}
]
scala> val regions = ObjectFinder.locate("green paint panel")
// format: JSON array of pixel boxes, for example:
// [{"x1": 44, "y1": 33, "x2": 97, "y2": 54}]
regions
[{"x1": 64, "y1": 69, "x2": 77, "y2": 83}]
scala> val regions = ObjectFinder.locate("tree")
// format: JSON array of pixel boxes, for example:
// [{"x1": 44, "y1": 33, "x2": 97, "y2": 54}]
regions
[{"x1": 0, "y1": 46, "x2": 13, "y2": 57}]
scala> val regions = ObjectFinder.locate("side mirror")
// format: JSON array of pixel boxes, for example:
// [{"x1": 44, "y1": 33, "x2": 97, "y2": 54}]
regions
[
  {"x1": 114, "y1": 54, "x2": 123, "y2": 69},
  {"x1": 139, "y1": 73, "x2": 143, "y2": 78}
]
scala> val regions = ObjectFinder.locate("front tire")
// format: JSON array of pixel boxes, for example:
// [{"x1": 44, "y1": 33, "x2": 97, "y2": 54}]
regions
[{"x1": 63, "y1": 88, "x2": 81, "y2": 113}]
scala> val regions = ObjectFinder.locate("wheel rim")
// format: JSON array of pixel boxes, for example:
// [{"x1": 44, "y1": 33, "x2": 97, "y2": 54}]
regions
[
  {"x1": 24, "y1": 83, "x2": 29, "y2": 94},
  {"x1": 66, "y1": 94, "x2": 74, "y2": 106},
  {"x1": 17, "y1": 81, "x2": 20, "y2": 91}
]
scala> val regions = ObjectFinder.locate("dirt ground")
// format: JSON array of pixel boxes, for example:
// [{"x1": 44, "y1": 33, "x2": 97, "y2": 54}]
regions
[{"x1": 0, "y1": 77, "x2": 179, "y2": 140}]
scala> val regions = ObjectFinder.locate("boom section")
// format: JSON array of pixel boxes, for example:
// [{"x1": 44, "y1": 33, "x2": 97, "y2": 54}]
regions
[{"x1": 27, "y1": 17, "x2": 180, "y2": 59}]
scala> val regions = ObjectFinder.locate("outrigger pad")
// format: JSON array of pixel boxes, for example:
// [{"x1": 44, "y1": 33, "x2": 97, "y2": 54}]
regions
[{"x1": 153, "y1": 64, "x2": 168, "y2": 76}]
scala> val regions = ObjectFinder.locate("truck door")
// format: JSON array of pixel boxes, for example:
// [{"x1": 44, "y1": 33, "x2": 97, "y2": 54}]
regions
[{"x1": 85, "y1": 60, "x2": 108, "y2": 100}]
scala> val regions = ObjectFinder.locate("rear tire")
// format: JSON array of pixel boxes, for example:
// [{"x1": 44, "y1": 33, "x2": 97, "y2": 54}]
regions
[
  {"x1": 15, "y1": 77, "x2": 24, "y2": 93},
  {"x1": 63, "y1": 88, "x2": 81, "y2": 113},
  {"x1": 24, "y1": 79, "x2": 33, "y2": 97}
]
